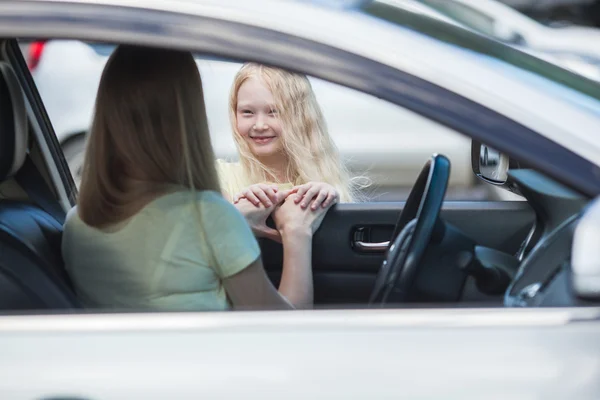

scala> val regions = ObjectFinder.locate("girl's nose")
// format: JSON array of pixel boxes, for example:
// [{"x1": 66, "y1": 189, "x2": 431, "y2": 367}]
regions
[{"x1": 254, "y1": 115, "x2": 268, "y2": 131}]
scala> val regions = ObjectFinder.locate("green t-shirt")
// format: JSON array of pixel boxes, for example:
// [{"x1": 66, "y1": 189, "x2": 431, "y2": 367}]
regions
[{"x1": 62, "y1": 190, "x2": 260, "y2": 311}]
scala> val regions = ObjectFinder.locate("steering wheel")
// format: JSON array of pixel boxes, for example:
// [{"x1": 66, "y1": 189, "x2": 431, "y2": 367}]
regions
[{"x1": 369, "y1": 154, "x2": 451, "y2": 305}]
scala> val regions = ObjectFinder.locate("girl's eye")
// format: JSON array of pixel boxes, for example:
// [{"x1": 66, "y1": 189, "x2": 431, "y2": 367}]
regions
[
  {"x1": 240, "y1": 110, "x2": 253, "y2": 115},
  {"x1": 269, "y1": 109, "x2": 278, "y2": 115}
]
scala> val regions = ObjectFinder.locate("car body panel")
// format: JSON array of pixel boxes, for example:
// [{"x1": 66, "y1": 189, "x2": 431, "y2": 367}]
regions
[{"x1": 0, "y1": 309, "x2": 600, "y2": 399}]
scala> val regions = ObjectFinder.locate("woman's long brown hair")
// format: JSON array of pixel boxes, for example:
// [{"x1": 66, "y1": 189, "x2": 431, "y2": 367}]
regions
[{"x1": 78, "y1": 45, "x2": 220, "y2": 227}]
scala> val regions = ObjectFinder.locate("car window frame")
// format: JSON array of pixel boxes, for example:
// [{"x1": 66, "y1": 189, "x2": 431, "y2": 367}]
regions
[{"x1": 4, "y1": 39, "x2": 76, "y2": 208}]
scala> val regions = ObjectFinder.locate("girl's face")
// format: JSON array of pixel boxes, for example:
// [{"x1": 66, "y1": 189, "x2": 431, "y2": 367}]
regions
[{"x1": 236, "y1": 77, "x2": 284, "y2": 159}]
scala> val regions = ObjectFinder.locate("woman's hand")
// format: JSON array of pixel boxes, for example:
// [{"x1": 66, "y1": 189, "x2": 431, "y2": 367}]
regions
[
  {"x1": 272, "y1": 194, "x2": 334, "y2": 237},
  {"x1": 234, "y1": 189, "x2": 290, "y2": 243},
  {"x1": 292, "y1": 182, "x2": 339, "y2": 210},
  {"x1": 233, "y1": 184, "x2": 282, "y2": 208}
]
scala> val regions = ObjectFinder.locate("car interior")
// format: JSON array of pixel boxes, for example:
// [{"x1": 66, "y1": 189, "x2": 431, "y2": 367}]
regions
[{"x1": 0, "y1": 37, "x2": 596, "y2": 313}]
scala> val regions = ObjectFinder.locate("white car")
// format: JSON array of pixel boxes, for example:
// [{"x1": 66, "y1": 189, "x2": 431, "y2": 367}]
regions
[
  {"x1": 2, "y1": 0, "x2": 600, "y2": 398},
  {"x1": 419, "y1": 0, "x2": 600, "y2": 81}
]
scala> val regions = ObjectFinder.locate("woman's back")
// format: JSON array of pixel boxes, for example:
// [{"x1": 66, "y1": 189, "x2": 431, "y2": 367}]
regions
[{"x1": 63, "y1": 190, "x2": 260, "y2": 311}]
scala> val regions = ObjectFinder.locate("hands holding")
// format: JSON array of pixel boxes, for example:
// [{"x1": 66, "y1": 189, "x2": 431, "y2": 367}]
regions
[{"x1": 233, "y1": 182, "x2": 339, "y2": 242}]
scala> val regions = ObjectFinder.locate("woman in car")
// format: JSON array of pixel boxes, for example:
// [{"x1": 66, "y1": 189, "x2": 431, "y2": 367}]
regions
[
  {"x1": 62, "y1": 46, "x2": 330, "y2": 310},
  {"x1": 218, "y1": 62, "x2": 365, "y2": 242}
]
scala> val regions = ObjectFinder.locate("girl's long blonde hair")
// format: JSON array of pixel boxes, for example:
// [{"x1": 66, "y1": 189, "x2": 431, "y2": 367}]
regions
[
  {"x1": 78, "y1": 45, "x2": 220, "y2": 228},
  {"x1": 229, "y1": 63, "x2": 362, "y2": 202}
]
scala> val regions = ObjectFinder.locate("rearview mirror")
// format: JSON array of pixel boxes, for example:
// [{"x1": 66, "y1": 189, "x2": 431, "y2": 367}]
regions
[{"x1": 571, "y1": 197, "x2": 600, "y2": 299}]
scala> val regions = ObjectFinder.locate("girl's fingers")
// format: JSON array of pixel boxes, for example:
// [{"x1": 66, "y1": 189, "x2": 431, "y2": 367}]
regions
[
  {"x1": 311, "y1": 190, "x2": 328, "y2": 210},
  {"x1": 262, "y1": 186, "x2": 279, "y2": 205},
  {"x1": 243, "y1": 190, "x2": 261, "y2": 206},
  {"x1": 294, "y1": 184, "x2": 310, "y2": 203},
  {"x1": 251, "y1": 188, "x2": 273, "y2": 207},
  {"x1": 300, "y1": 187, "x2": 320, "y2": 208},
  {"x1": 322, "y1": 191, "x2": 337, "y2": 208},
  {"x1": 239, "y1": 183, "x2": 337, "y2": 209}
]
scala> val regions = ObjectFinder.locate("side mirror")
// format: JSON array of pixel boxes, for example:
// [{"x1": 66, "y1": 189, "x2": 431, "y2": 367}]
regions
[
  {"x1": 473, "y1": 142, "x2": 509, "y2": 183},
  {"x1": 571, "y1": 198, "x2": 600, "y2": 299},
  {"x1": 471, "y1": 140, "x2": 522, "y2": 196}
]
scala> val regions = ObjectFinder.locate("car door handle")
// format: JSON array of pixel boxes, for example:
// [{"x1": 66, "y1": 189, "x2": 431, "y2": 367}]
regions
[{"x1": 354, "y1": 240, "x2": 389, "y2": 252}]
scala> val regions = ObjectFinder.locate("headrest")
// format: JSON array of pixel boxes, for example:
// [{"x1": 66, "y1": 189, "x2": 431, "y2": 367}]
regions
[{"x1": 0, "y1": 62, "x2": 28, "y2": 181}]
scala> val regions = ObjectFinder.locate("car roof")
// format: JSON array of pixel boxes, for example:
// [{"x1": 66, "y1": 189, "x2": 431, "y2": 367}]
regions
[{"x1": 11, "y1": 0, "x2": 600, "y2": 166}]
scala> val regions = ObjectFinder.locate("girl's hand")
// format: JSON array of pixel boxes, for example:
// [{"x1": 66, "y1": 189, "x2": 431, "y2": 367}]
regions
[
  {"x1": 233, "y1": 184, "x2": 282, "y2": 208},
  {"x1": 292, "y1": 182, "x2": 339, "y2": 210}
]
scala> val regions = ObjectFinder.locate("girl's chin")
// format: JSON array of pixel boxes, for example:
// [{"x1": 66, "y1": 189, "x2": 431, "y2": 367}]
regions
[
  {"x1": 252, "y1": 150, "x2": 281, "y2": 159},
  {"x1": 250, "y1": 144, "x2": 282, "y2": 158}
]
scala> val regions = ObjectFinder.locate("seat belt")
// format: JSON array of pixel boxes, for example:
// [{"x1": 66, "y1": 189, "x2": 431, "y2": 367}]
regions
[{"x1": 14, "y1": 156, "x2": 66, "y2": 225}]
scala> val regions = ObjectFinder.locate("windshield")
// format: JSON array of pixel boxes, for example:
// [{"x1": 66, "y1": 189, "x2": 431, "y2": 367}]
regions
[{"x1": 361, "y1": 0, "x2": 600, "y2": 103}]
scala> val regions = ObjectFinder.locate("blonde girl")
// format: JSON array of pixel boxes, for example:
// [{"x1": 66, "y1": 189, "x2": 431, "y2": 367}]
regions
[{"x1": 218, "y1": 63, "x2": 358, "y2": 218}]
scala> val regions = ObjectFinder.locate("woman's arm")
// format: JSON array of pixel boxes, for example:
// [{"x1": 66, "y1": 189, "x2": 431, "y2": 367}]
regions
[
  {"x1": 271, "y1": 195, "x2": 332, "y2": 307},
  {"x1": 222, "y1": 257, "x2": 294, "y2": 310},
  {"x1": 221, "y1": 224, "x2": 314, "y2": 309},
  {"x1": 276, "y1": 226, "x2": 313, "y2": 307},
  {"x1": 222, "y1": 196, "x2": 330, "y2": 310}
]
